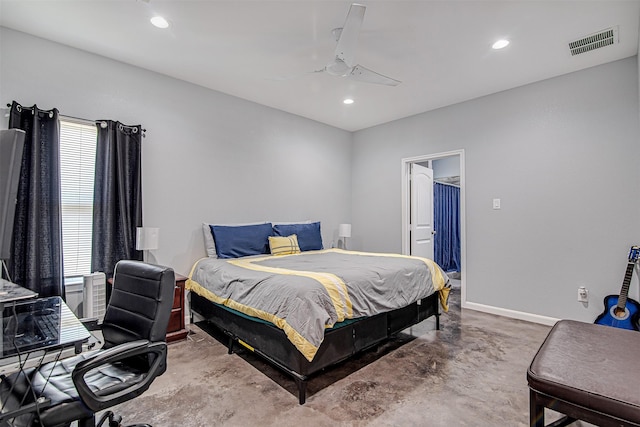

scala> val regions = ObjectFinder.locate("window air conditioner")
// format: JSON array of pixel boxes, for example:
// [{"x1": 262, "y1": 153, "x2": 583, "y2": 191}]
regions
[{"x1": 83, "y1": 272, "x2": 106, "y2": 320}]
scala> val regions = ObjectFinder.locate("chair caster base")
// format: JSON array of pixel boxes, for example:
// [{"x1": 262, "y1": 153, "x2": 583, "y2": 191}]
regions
[
  {"x1": 97, "y1": 411, "x2": 121, "y2": 427},
  {"x1": 96, "y1": 411, "x2": 152, "y2": 427}
]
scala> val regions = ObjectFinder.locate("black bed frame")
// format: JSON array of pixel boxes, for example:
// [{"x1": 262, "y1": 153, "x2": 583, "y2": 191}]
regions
[{"x1": 189, "y1": 291, "x2": 441, "y2": 404}]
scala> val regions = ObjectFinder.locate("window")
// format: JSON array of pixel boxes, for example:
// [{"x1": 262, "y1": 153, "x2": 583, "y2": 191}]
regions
[{"x1": 59, "y1": 118, "x2": 97, "y2": 277}]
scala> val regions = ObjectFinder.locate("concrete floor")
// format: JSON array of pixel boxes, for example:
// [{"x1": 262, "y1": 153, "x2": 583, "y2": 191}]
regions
[{"x1": 110, "y1": 288, "x2": 579, "y2": 426}]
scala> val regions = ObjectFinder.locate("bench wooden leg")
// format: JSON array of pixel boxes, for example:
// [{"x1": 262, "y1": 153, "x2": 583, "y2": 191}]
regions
[
  {"x1": 530, "y1": 389, "x2": 545, "y2": 427},
  {"x1": 530, "y1": 389, "x2": 580, "y2": 427},
  {"x1": 546, "y1": 416, "x2": 576, "y2": 427}
]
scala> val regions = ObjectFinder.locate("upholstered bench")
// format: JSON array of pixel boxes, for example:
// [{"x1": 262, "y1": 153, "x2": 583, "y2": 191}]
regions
[{"x1": 527, "y1": 320, "x2": 640, "y2": 427}]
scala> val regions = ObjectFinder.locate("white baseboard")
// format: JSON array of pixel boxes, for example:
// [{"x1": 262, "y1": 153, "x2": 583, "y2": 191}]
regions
[{"x1": 462, "y1": 301, "x2": 559, "y2": 326}]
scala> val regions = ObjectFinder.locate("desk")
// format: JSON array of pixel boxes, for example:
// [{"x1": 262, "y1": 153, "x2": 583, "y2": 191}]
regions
[
  {"x1": 0, "y1": 297, "x2": 91, "y2": 424},
  {"x1": 1, "y1": 296, "x2": 90, "y2": 360},
  {"x1": 0, "y1": 280, "x2": 37, "y2": 308}
]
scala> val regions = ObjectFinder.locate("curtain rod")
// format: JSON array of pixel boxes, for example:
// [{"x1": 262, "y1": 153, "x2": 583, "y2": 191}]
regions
[
  {"x1": 5, "y1": 103, "x2": 146, "y2": 136},
  {"x1": 434, "y1": 180, "x2": 460, "y2": 188}
]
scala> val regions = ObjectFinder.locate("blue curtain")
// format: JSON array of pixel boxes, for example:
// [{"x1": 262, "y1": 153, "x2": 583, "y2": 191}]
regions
[{"x1": 434, "y1": 182, "x2": 460, "y2": 273}]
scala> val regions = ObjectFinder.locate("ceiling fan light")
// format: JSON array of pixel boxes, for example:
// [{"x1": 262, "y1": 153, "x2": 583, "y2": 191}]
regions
[
  {"x1": 150, "y1": 16, "x2": 169, "y2": 29},
  {"x1": 492, "y1": 39, "x2": 510, "y2": 49}
]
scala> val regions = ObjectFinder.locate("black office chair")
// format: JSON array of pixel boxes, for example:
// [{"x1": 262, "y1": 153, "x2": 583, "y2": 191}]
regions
[{"x1": 2, "y1": 260, "x2": 175, "y2": 427}]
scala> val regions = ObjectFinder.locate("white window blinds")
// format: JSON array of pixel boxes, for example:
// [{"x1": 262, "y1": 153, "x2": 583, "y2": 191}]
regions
[{"x1": 59, "y1": 118, "x2": 97, "y2": 277}]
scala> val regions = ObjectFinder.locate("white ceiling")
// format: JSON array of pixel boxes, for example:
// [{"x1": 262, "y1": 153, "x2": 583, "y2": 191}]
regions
[{"x1": 1, "y1": 1, "x2": 639, "y2": 131}]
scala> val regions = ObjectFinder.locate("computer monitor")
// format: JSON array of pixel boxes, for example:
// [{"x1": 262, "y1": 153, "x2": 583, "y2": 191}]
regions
[{"x1": 0, "y1": 129, "x2": 25, "y2": 263}]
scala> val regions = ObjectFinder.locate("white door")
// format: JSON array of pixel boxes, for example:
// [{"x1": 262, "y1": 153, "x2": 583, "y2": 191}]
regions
[{"x1": 410, "y1": 163, "x2": 434, "y2": 259}]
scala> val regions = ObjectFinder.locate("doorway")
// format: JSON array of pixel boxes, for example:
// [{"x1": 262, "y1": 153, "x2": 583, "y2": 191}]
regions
[{"x1": 401, "y1": 150, "x2": 466, "y2": 301}]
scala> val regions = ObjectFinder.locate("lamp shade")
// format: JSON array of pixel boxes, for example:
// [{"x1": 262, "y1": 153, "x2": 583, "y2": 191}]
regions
[
  {"x1": 136, "y1": 227, "x2": 159, "y2": 251},
  {"x1": 338, "y1": 224, "x2": 351, "y2": 238}
]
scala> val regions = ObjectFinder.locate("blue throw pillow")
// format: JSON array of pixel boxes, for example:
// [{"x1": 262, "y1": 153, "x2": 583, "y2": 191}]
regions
[
  {"x1": 210, "y1": 223, "x2": 273, "y2": 259},
  {"x1": 273, "y1": 222, "x2": 323, "y2": 251}
]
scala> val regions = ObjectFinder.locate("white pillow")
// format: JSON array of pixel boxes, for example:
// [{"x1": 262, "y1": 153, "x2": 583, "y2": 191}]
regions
[{"x1": 202, "y1": 223, "x2": 217, "y2": 257}]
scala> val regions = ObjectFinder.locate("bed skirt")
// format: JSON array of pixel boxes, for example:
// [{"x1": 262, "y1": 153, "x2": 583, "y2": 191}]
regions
[{"x1": 189, "y1": 291, "x2": 440, "y2": 404}]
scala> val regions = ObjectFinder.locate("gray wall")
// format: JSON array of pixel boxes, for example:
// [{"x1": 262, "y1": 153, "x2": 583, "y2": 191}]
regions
[
  {"x1": 0, "y1": 28, "x2": 352, "y2": 276},
  {"x1": 2, "y1": 26, "x2": 639, "y2": 324},
  {"x1": 352, "y1": 57, "x2": 640, "y2": 322}
]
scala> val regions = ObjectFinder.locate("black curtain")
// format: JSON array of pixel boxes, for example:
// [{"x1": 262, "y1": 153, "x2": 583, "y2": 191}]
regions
[
  {"x1": 91, "y1": 120, "x2": 143, "y2": 278},
  {"x1": 8, "y1": 101, "x2": 64, "y2": 297}
]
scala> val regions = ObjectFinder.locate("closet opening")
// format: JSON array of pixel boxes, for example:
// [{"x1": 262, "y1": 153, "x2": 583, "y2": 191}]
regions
[{"x1": 401, "y1": 150, "x2": 466, "y2": 300}]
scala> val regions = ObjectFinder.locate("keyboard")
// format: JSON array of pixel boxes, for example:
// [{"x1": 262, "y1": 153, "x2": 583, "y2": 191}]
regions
[
  {"x1": 0, "y1": 296, "x2": 91, "y2": 375},
  {"x1": 3, "y1": 310, "x2": 60, "y2": 352}
]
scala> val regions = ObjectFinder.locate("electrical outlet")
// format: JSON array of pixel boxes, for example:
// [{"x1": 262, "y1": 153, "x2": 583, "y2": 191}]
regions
[{"x1": 577, "y1": 286, "x2": 588, "y2": 303}]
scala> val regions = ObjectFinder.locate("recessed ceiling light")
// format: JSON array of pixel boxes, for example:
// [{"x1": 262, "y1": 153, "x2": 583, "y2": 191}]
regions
[
  {"x1": 492, "y1": 39, "x2": 510, "y2": 50},
  {"x1": 150, "y1": 16, "x2": 169, "y2": 29},
  {"x1": 343, "y1": 98, "x2": 354, "y2": 105}
]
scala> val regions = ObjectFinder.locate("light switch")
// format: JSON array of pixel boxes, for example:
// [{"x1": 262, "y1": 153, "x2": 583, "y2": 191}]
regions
[{"x1": 492, "y1": 198, "x2": 501, "y2": 210}]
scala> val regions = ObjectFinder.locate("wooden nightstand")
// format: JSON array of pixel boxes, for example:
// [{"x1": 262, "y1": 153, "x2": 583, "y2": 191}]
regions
[
  {"x1": 166, "y1": 273, "x2": 189, "y2": 343},
  {"x1": 107, "y1": 271, "x2": 189, "y2": 343}
]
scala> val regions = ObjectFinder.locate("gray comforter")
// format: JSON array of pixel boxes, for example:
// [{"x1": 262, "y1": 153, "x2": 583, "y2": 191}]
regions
[{"x1": 187, "y1": 249, "x2": 449, "y2": 361}]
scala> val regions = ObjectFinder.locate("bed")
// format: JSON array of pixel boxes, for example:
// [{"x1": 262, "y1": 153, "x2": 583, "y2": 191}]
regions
[{"x1": 187, "y1": 221, "x2": 450, "y2": 404}]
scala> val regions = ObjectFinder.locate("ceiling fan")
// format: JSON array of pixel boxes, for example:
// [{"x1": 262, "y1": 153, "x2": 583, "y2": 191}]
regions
[{"x1": 314, "y1": 3, "x2": 401, "y2": 86}]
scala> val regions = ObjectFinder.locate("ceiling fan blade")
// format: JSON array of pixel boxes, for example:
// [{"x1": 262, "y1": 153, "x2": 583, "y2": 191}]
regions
[
  {"x1": 350, "y1": 65, "x2": 401, "y2": 86},
  {"x1": 335, "y1": 3, "x2": 366, "y2": 67}
]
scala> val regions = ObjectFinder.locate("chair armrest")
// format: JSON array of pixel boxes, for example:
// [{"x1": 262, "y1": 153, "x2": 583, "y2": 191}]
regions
[
  {"x1": 79, "y1": 317, "x2": 101, "y2": 331},
  {"x1": 71, "y1": 339, "x2": 168, "y2": 412}
]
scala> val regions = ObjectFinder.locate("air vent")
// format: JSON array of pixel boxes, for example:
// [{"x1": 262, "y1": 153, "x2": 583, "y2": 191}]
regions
[{"x1": 569, "y1": 27, "x2": 618, "y2": 56}]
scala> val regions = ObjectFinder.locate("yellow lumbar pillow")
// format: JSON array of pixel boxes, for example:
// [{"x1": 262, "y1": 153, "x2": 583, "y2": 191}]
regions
[{"x1": 269, "y1": 234, "x2": 301, "y2": 256}]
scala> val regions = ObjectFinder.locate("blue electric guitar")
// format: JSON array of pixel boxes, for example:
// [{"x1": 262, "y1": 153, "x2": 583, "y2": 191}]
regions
[{"x1": 594, "y1": 245, "x2": 640, "y2": 331}]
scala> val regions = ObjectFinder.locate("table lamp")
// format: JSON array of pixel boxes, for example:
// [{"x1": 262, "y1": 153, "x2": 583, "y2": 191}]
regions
[
  {"x1": 338, "y1": 224, "x2": 351, "y2": 250},
  {"x1": 136, "y1": 227, "x2": 159, "y2": 262}
]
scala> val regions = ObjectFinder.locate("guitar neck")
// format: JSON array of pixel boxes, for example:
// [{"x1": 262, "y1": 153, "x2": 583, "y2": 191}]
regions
[{"x1": 617, "y1": 261, "x2": 635, "y2": 309}]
